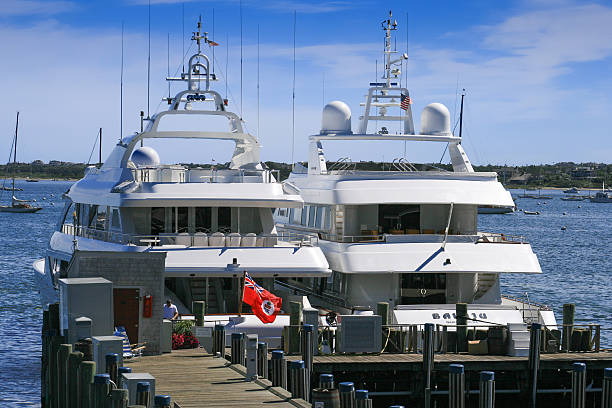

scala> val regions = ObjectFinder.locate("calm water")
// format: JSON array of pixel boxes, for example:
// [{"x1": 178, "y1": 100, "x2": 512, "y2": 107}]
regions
[{"x1": 0, "y1": 182, "x2": 609, "y2": 406}]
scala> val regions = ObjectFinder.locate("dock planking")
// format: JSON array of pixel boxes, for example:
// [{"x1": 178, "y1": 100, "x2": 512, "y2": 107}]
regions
[{"x1": 125, "y1": 348, "x2": 298, "y2": 408}]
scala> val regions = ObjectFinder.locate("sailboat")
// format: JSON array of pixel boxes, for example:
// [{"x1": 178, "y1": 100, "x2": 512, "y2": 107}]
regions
[{"x1": 0, "y1": 112, "x2": 42, "y2": 213}]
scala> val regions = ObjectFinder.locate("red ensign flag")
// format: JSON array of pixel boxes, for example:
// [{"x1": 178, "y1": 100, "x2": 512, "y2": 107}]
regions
[{"x1": 242, "y1": 272, "x2": 282, "y2": 323}]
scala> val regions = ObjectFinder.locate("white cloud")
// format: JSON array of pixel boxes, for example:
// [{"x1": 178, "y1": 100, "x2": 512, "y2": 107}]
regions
[{"x1": 0, "y1": 0, "x2": 76, "y2": 16}]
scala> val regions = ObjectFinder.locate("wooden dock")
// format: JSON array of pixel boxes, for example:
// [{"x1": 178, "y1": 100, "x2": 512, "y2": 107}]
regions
[{"x1": 125, "y1": 348, "x2": 308, "y2": 408}]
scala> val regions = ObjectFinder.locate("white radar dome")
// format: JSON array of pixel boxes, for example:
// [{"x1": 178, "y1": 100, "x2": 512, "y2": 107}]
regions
[
  {"x1": 320, "y1": 101, "x2": 352, "y2": 135},
  {"x1": 420, "y1": 103, "x2": 451, "y2": 136},
  {"x1": 131, "y1": 146, "x2": 160, "y2": 167}
]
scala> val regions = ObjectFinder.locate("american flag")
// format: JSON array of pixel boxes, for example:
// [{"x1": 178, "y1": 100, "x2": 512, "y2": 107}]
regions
[{"x1": 401, "y1": 93, "x2": 412, "y2": 110}]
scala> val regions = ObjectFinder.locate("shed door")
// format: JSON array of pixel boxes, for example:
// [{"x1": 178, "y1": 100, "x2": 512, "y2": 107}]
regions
[{"x1": 114, "y1": 288, "x2": 140, "y2": 343}]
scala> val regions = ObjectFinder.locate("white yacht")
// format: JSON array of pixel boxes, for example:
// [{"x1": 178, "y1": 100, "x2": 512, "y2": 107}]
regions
[
  {"x1": 275, "y1": 12, "x2": 556, "y2": 328},
  {"x1": 34, "y1": 23, "x2": 330, "y2": 322}
]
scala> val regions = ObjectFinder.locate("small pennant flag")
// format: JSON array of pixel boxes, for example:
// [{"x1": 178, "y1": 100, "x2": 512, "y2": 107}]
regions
[
  {"x1": 401, "y1": 93, "x2": 412, "y2": 110},
  {"x1": 208, "y1": 40, "x2": 219, "y2": 47}
]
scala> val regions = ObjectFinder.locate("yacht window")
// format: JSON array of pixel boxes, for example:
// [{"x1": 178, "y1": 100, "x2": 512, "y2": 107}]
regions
[
  {"x1": 279, "y1": 208, "x2": 287, "y2": 217},
  {"x1": 151, "y1": 207, "x2": 165, "y2": 236},
  {"x1": 195, "y1": 207, "x2": 212, "y2": 232},
  {"x1": 218, "y1": 207, "x2": 231, "y2": 232},
  {"x1": 378, "y1": 204, "x2": 420, "y2": 233},
  {"x1": 324, "y1": 206, "x2": 331, "y2": 230},
  {"x1": 177, "y1": 207, "x2": 189, "y2": 232},
  {"x1": 315, "y1": 206, "x2": 324, "y2": 228},
  {"x1": 301, "y1": 206, "x2": 308, "y2": 226},
  {"x1": 288, "y1": 208, "x2": 295, "y2": 224},
  {"x1": 87, "y1": 205, "x2": 98, "y2": 228},
  {"x1": 308, "y1": 206, "x2": 316, "y2": 227},
  {"x1": 110, "y1": 207, "x2": 121, "y2": 231},
  {"x1": 95, "y1": 206, "x2": 107, "y2": 230}
]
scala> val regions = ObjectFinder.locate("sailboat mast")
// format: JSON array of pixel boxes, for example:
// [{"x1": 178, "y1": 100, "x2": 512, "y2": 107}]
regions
[{"x1": 12, "y1": 112, "x2": 19, "y2": 196}]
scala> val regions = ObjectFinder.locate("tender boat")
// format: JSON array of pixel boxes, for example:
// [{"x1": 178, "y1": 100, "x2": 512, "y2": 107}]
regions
[
  {"x1": 563, "y1": 187, "x2": 579, "y2": 194},
  {"x1": 274, "y1": 12, "x2": 556, "y2": 329}
]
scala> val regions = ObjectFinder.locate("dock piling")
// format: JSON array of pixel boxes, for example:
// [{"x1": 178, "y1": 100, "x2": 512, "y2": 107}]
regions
[
  {"x1": 289, "y1": 301, "x2": 302, "y2": 354},
  {"x1": 449, "y1": 364, "x2": 465, "y2": 408},
  {"x1": 355, "y1": 389, "x2": 372, "y2": 408},
  {"x1": 154, "y1": 395, "x2": 171, "y2": 408},
  {"x1": 271, "y1": 350, "x2": 287, "y2": 389},
  {"x1": 528, "y1": 323, "x2": 541, "y2": 408},
  {"x1": 192, "y1": 301, "x2": 205, "y2": 326},
  {"x1": 106, "y1": 353, "x2": 120, "y2": 385},
  {"x1": 79, "y1": 361, "x2": 96, "y2": 408},
  {"x1": 456, "y1": 303, "x2": 468, "y2": 352},
  {"x1": 67, "y1": 351, "x2": 84, "y2": 408},
  {"x1": 93, "y1": 374, "x2": 111, "y2": 408},
  {"x1": 571, "y1": 362, "x2": 586, "y2": 408},
  {"x1": 118, "y1": 367, "x2": 132, "y2": 389},
  {"x1": 231, "y1": 332, "x2": 245, "y2": 365},
  {"x1": 602, "y1": 368, "x2": 611, "y2": 408},
  {"x1": 136, "y1": 382, "x2": 151, "y2": 407},
  {"x1": 320, "y1": 374, "x2": 334, "y2": 389},
  {"x1": 301, "y1": 324, "x2": 314, "y2": 372},
  {"x1": 57, "y1": 343, "x2": 72, "y2": 408},
  {"x1": 339, "y1": 381, "x2": 355, "y2": 408},
  {"x1": 245, "y1": 334, "x2": 258, "y2": 380},
  {"x1": 423, "y1": 323, "x2": 434, "y2": 408},
  {"x1": 562, "y1": 303, "x2": 575, "y2": 351},
  {"x1": 110, "y1": 388, "x2": 129, "y2": 408},
  {"x1": 257, "y1": 342, "x2": 268, "y2": 379},
  {"x1": 213, "y1": 324, "x2": 226, "y2": 357},
  {"x1": 289, "y1": 360, "x2": 307, "y2": 400},
  {"x1": 479, "y1": 371, "x2": 495, "y2": 408}
]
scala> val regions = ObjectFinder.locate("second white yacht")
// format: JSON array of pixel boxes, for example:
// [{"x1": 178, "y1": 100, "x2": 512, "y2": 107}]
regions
[{"x1": 275, "y1": 12, "x2": 556, "y2": 329}]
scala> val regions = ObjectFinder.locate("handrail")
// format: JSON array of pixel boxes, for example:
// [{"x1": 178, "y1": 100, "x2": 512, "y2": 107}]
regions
[
  {"x1": 442, "y1": 202, "x2": 454, "y2": 250},
  {"x1": 61, "y1": 224, "x2": 316, "y2": 247}
]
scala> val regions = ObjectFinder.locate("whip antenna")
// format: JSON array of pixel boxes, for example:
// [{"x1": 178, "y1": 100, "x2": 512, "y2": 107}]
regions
[
  {"x1": 120, "y1": 21, "x2": 124, "y2": 142},
  {"x1": 240, "y1": 0, "x2": 243, "y2": 117},
  {"x1": 257, "y1": 24, "x2": 260, "y2": 139},
  {"x1": 147, "y1": 0, "x2": 151, "y2": 120},
  {"x1": 291, "y1": 10, "x2": 296, "y2": 168}
]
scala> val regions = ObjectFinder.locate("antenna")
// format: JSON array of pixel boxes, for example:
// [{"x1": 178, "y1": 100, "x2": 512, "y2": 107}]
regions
[
  {"x1": 212, "y1": 8, "x2": 215, "y2": 74},
  {"x1": 257, "y1": 24, "x2": 260, "y2": 140},
  {"x1": 147, "y1": 0, "x2": 151, "y2": 119},
  {"x1": 182, "y1": 2, "x2": 185, "y2": 72},
  {"x1": 322, "y1": 72, "x2": 325, "y2": 106},
  {"x1": 459, "y1": 89, "x2": 465, "y2": 138},
  {"x1": 240, "y1": 0, "x2": 243, "y2": 117},
  {"x1": 225, "y1": 32, "x2": 229, "y2": 100},
  {"x1": 120, "y1": 21, "x2": 124, "y2": 142},
  {"x1": 291, "y1": 10, "x2": 296, "y2": 168},
  {"x1": 99, "y1": 128, "x2": 102, "y2": 167},
  {"x1": 167, "y1": 32, "x2": 171, "y2": 100}
]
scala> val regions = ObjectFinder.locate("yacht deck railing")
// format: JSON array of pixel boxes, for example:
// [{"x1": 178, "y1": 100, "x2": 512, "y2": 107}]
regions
[
  {"x1": 61, "y1": 224, "x2": 316, "y2": 248},
  {"x1": 315, "y1": 232, "x2": 526, "y2": 244}
]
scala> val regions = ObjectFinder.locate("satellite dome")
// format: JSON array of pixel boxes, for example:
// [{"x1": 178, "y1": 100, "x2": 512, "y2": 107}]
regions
[
  {"x1": 131, "y1": 146, "x2": 160, "y2": 167},
  {"x1": 420, "y1": 103, "x2": 451, "y2": 136},
  {"x1": 321, "y1": 101, "x2": 352, "y2": 135}
]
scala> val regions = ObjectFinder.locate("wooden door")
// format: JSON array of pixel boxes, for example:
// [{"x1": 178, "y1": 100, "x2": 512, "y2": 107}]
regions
[{"x1": 114, "y1": 288, "x2": 140, "y2": 343}]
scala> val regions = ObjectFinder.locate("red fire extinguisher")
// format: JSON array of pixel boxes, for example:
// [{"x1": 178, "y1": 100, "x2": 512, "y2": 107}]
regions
[{"x1": 143, "y1": 295, "x2": 153, "y2": 318}]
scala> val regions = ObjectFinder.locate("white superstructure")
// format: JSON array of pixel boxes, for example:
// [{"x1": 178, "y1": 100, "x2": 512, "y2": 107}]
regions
[
  {"x1": 35, "y1": 21, "x2": 330, "y2": 318},
  {"x1": 275, "y1": 12, "x2": 555, "y2": 327}
]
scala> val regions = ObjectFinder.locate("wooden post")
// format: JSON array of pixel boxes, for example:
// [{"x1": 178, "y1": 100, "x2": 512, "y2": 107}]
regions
[
  {"x1": 289, "y1": 301, "x2": 302, "y2": 354},
  {"x1": 193, "y1": 301, "x2": 205, "y2": 326},
  {"x1": 527, "y1": 323, "x2": 541, "y2": 408},
  {"x1": 57, "y1": 344, "x2": 72, "y2": 408},
  {"x1": 110, "y1": 388, "x2": 129, "y2": 408},
  {"x1": 68, "y1": 351, "x2": 84, "y2": 408},
  {"x1": 562, "y1": 303, "x2": 575, "y2": 351},
  {"x1": 41, "y1": 309, "x2": 49, "y2": 407},
  {"x1": 93, "y1": 374, "x2": 111, "y2": 408},
  {"x1": 377, "y1": 302, "x2": 389, "y2": 326},
  {"x1": 456, "y1": 303, "x2": 468, "y2": 353},
  {"x1": 79, "y1": 361, "x2": 96, "y2": 408}
]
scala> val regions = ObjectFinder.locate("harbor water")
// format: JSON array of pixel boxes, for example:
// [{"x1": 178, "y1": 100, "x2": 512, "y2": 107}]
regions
[{"x1": 0, "y1": 181, "x2": 609, "y2": 406}]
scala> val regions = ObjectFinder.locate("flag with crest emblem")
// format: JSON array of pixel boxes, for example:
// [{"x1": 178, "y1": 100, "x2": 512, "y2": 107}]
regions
[{"x1": 242, "y1": 272, "x2": 282, "y2": 323}]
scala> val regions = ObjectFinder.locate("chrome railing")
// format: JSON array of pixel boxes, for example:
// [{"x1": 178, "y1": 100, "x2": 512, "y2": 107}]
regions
[
  {"x1": 130, "y1": 167, "x2": 281, "y2": 184},
  {"x1": 61, "y1": 224, "x2": 316, "y2": 247},
  {"x1": 314, "y1": 231, "x2": 526, "y2": 244}
]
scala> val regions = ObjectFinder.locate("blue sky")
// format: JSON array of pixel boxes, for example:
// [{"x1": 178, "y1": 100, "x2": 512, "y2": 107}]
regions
[{"x1": 1, "y1": 0, "x2": 611, "y2": 165}]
